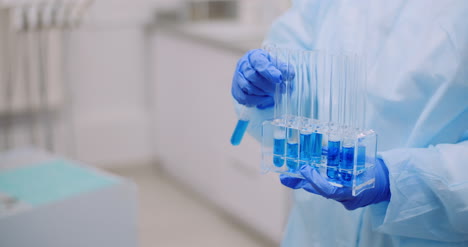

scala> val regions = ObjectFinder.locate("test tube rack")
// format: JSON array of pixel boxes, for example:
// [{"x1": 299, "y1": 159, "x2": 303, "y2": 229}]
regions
[{"x1": 260, "y1": 45, "x2": 376, "y2": 196}]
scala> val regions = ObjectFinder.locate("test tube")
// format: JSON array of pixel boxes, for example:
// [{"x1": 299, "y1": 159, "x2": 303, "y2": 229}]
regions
[
  {"x1": 265, "y1": 45, "x2": 290, "y2": 168},
  {"x1": 357, "y1": 140, "x2": 366, "y2": 172},
  {"x1": 299, "y1": 120, "x2": 313, "y2": 166},
  {"x1": 288, "y1": 50, "x2": 305, "y2": 171},
  {"x1": 352, "y1": 130, "x2": 377, "y2": 195},
  {"x1": 286, "y1": 126, "x2": 299, "y2": 171},
  {"x1": 338, "y1": 54, "x2": 348, "y2": 127},
  {"x1": 230, "y1": 105, "x2": 250, "y2": 146},
  {"x1": 299, "y1": 51, "x2": 311, "y2": 119},
  {"x1": 309, "y1": 52, "x2": 319, "y2": 121},
  {"x1": 327, "y1": 140, "x2": 340, "y2": 179},
  {"x1": 343, "y1": 55, "x2": 353, "y2": 127},
  {"x1": 273, "y1": 126, "x2": 286, "y2": 167},
  {"x1": 311, "y1": 53, "x2": 325, "y2": 167},
  {"x1": 340, "y1": 135, "x2": 355, "y2": 185},
  {"x1": 297, "y1": 52, "x2": 312, "y2": 167},
  {"x1": 328, "y1": 54, "x2": 341, "y2": 124},
  {"x1": 354, "y1": 55, "x2": 367, "y2": 174},
  {"x1": 349, "y1": 54, "x2": 367, "y2": 179},
  {"x1": 355, "y1": 54, "x2": 366, "y2": 129},
  {"x1": 326, "y1": 124, "x2": 341, "y2": 180}
]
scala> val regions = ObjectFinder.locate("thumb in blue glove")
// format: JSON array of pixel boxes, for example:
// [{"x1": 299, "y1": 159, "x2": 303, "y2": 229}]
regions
[{"x1": 280, "y1": 158, "x2": 391, "y2": 210}]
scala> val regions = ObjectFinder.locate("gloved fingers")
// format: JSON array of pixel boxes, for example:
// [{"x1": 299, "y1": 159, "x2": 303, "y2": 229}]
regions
[
  {"x1": 256, "y1": 97, "x2": 274, "y2": 109},
  {"x1": 267, "y1": 56, "x2": 294, "y2": 94},
  {"x1": 248, "y1": 50, "x2": 283, "y2": 86},
  {"x1": 235, "y1": 68, "x2": 270, "y2": 96},
  {"x1": 300, "y1": 183, "x2": 322, "y2": 195},
  {"x1": 340, "y1": 197, "x2": 364, "y2": 211},
  {"x1": 232, "y1": 81, "x2": 273, "y2": 106},
  {"x1": 299, "y1": 166, "x2": 337, "y2": 196},
  {"x1": 278, "y1": 62, "x2": 296, "y2": 81},
  {"x1": 239, "y1": 60, "x2": 277, "y2": 95},
  {"x1": 280, "y1": 174, "x2": 307, "y2": 189},
  {"x1": 299, "y1": 165, "x2": 352, "y2": 200},
  {"x1": 280, "y1": 170, "x2": 321, "y2": 195},
  {"x1": 372, "y1": 158, "x2": 391, "y2": 202}
]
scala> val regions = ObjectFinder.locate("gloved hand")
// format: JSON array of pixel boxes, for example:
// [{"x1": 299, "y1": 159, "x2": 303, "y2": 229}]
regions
[
  {"x1": 280, "y1": 158, "x2": 391, "y2": 210},
  {"x1": 232, "y1": 49, "x2": 290, "y2": 109}
]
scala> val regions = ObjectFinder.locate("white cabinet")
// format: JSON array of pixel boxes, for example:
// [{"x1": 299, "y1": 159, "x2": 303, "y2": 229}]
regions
[{"x1": 151, "y1": 28, "x2": 289, "y2": 243}]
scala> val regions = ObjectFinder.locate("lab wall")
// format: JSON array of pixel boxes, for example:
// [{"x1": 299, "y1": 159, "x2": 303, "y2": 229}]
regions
[
  {"x1": 66, "y1": 27, "x2": 154, "y2": 165},
  {"x1": 63, "y1": 0, "x2": 155, "y2": 165},
  {"x1": 61, "y1": 0, "x2": 288, "y2": 165}
]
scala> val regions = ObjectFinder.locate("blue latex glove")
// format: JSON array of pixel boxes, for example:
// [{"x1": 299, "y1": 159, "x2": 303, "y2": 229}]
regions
[
  {"x1": 232, "y1": 49, "x2": 286, "y2": 109},
  {"x1": 281, "y1": 158, "x2": 391, "y2": 210}
]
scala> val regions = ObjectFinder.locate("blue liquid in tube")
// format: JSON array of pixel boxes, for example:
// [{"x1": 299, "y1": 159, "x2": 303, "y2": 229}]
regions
[
  {"x1": 286, "y1": 142, "x2": 299, "y2": 171},
  {"x1": 340, "y1": 146, "x2": 354, "y2": 182},
  {"x1": 273, "y1": 138, "x2": 286, "y2": 167},
  {"x1": 230, "y1": 120, "x2": 249, "y2": 146},
  {"x1": 299, "y1": 133, "x2": 312, "y2": 166},
  {"x1": 327, "y1": 141, "x2": 340, "y2": 179},
  {"x1": 311, "y1": 133, "x2": 323, "y2": 165}
]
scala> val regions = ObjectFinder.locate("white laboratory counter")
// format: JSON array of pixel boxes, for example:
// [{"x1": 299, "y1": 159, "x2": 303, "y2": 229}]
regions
[{"x1": 149, "y1": 20, "x2": 289, "y2": 244}]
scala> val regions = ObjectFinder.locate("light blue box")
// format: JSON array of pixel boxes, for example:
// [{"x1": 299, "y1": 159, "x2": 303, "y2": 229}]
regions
[{"x1": 0, "y1": 160, "x2": 117, "y2": 206}]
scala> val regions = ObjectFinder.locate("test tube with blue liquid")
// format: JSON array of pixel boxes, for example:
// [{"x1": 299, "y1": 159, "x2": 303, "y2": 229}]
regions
[
  {"x1": 299, "y1": 125, "x2": 313, "y2": 167},
  {"x1": 326, "y1": 139, "x2": 340, "y2": 180},
  {"x1": 273, "y1": 125, "x2": 286, "y2": 167},
  {"x1": 230, "y1": 105, "x2": 251, "y2": 146},
  {"x1": 301, "y1": 52, "x2": 324, "y2": 168},
  {"x1": 326, "y1": 126, "x2": 341, "y2": 180},
  {"x1": 283, "y1": 51, "x2": 301, "y2": 172},
  {"x1": 269, "y1": 45, "x2": 292, "y2": 169},
  {"x1": 339, "y1": 136, "x2": 356, "y2": 186},
  {"x1": 286, "y1": 127, "x2": 299, "y2": 171},
  {"x1": 310, "y1": 128, "x2": 323, "y2": 167}
]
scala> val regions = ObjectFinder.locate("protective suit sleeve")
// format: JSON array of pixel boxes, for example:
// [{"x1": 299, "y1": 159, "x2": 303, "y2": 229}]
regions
[
  {"x1": 368, "y1": 12, "x2": 468, "y2": 241},
  {"x1": 370, "y1": 140, "x2": 468, "y2": 242}
]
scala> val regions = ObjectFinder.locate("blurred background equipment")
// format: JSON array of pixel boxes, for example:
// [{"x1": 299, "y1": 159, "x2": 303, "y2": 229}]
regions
[
  {"x1": 0, "y1": 0, "x2": 292, "y2": 246},
  {"x1": 0, "y1": 148, "x2": 138, "y2": 247},
  {"x1": 0, "y1": 0, "x2": 92, "y2": 156}
]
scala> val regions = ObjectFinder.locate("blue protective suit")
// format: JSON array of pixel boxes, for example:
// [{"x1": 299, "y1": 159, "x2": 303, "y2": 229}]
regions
[{"x1": 235, "y1": 0, "x2": 468, "y2": 246}]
